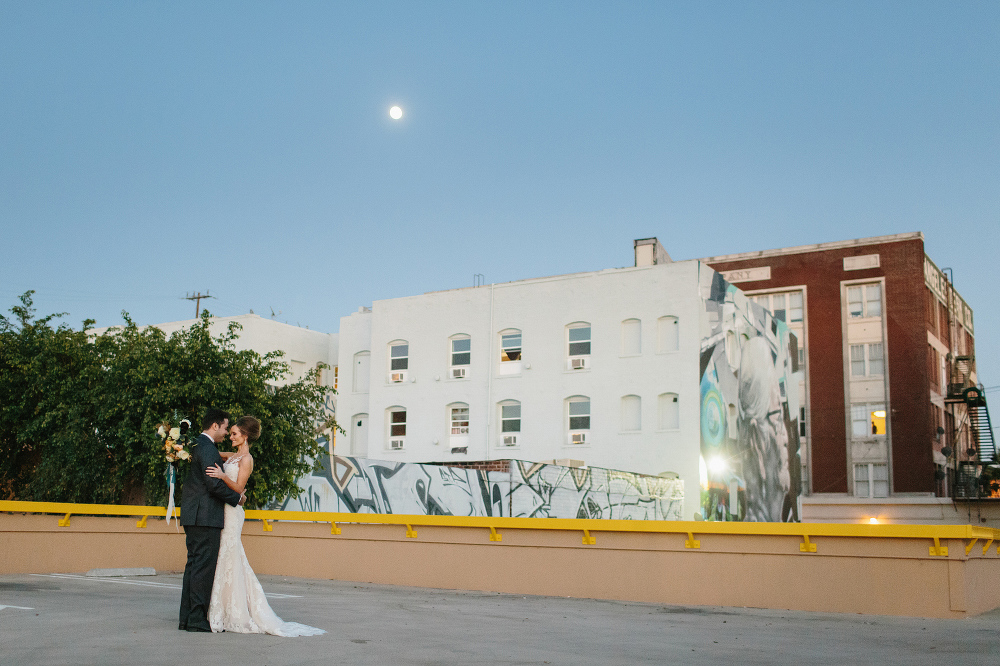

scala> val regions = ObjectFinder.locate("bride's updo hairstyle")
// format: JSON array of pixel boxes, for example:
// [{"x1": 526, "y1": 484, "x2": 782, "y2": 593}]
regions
[{"x1": 235, "y1": 415, "x2": 261, "y2": 442}]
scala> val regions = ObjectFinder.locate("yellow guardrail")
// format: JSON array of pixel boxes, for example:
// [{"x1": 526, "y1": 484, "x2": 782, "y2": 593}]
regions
[{"x1": 2, "y1": 500, "x2": 999, "y2": 557}]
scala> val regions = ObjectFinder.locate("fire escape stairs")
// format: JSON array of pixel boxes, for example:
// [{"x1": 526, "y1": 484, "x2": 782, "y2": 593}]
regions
[
  {"x1": 954, "y1": 386, "x2": 998, "y2": 500},
  {"x1": 966, "y1": 388, "x2": 996, "y2": 465}
]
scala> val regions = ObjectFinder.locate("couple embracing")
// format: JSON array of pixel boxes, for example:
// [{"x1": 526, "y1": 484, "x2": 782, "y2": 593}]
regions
[{"x1": 177, "y1": 408, "x2": 323, "y2": 637}]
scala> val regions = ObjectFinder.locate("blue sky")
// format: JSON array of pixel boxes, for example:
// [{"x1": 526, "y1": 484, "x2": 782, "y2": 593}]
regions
[{"x1": 1, "y1": 1, "x2": 998, "y2": 388}]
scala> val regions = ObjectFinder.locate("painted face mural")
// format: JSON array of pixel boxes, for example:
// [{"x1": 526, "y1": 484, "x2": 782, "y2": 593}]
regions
[{"x1": 699, "y1": 267, "x2": 802, "y2": 522}]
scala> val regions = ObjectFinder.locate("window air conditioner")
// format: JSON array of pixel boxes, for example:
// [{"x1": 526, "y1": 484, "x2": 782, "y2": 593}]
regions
[
  {"x1": 452, "y1": 367, "x2": 467, "y2": 379},
  {"x1": 501, "y1": 434, "x2": 518, "y2": 447},
  {"x1": 570, "y1": 357, "x2": 589, "y2": 370},
  {"x1": 390, "y1": 371, "x2": 407, "y2": 383},
  {"x1": 570, "y1": 432, "x2": 587, "y2": 445},
  {"x1": 390, "y1": 438, "x2": 405, "y2": 450}
]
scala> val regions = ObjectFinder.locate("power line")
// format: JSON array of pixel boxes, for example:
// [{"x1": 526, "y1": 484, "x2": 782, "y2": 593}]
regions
[{"x1": 183, "y1": 291, "x2": 215, "y2": 318}]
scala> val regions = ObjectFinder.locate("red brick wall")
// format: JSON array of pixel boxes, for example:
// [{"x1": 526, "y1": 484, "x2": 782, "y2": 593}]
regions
[{"x1": 706, "y1": 237, "x2": 933, "y2": 494}]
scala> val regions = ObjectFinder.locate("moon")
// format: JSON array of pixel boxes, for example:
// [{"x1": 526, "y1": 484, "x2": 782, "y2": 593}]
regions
[{"x1": 389, "y1": 105, "x2": 403, "y2": 120}]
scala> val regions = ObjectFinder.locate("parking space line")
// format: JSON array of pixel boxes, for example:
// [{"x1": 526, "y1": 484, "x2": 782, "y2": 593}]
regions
[{"x1": 29, "y1": 573, "x2": 302, "y2": 598}]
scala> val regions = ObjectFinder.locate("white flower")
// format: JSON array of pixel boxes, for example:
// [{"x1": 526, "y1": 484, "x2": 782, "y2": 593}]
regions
[
  {"x1": 157, "y1": 425, "x2": 166, "y2": 438},
  {"x1": 178, "y1": 450, "x2": 191, "y2": 461},
  {"x1": 169, "y1": 427, "x2": 180, "y2": 440}
]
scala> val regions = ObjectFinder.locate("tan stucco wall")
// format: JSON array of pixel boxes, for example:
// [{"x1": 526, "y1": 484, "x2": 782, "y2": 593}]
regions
[{"x1": 3, "y1": 513, "x2": 999, "y2": 619}]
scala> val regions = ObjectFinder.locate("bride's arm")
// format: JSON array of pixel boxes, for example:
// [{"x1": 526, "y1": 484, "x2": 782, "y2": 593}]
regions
[
  {"x1": 219, "y1": 451, "x2": 234, "y2": 459},
  {"x1": 205, "y1": 457, "x2": 253, "y2": 494}
]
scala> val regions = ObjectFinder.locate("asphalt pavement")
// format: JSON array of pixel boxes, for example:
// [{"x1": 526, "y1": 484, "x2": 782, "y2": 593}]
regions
[{"x1": 0, "y1": 571, "x2": 997, "y2": 665}]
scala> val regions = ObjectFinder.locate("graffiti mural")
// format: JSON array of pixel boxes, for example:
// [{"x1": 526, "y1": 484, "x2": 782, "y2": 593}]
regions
[
  {"x1": 699, "y1": 265, "x2": 803, "y2": 522},
  {"x1": 274, "y1": 447, "x2": 508, "y2": 517},
  {"x1": 274, "y1": 450, "x2": 684, "y2": 521},
  {"x1": 509, "y1": 461, "x2": 684, "y2": 520}
]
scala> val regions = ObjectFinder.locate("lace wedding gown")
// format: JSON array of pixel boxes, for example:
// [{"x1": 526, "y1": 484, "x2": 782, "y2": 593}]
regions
[{"x1": 208, "y1": 456, "x2": 325, "y2": 636}]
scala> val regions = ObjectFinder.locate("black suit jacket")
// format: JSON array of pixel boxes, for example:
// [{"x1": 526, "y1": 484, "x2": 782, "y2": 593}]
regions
[{"x1": 179, "y1": 434, "x2": 243, "y2": 527}]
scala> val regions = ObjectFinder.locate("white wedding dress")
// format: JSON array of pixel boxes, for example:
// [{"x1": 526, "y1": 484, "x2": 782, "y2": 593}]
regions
[{"x1": 208, "y1": 455, "x2": 325, "y2": 636}]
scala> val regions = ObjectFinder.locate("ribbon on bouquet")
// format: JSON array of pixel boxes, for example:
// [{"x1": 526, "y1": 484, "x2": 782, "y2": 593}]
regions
[{"x1": 165, "y1": 463, "x2": 177, "y2": 526}]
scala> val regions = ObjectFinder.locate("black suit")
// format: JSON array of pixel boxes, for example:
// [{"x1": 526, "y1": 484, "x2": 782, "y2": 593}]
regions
[{"x1": 178, "y1": 434, "x2": 243, "y2": 631}]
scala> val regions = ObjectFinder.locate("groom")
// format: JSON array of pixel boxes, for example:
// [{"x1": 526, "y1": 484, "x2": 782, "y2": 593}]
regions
[{"x1": 178, "y1": 408, "x2": 245, "y2": 632}]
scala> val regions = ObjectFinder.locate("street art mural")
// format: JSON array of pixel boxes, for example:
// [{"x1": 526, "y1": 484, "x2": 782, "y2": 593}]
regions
[
  {"x1": 274, "y1": 450, "x2": 684, "y2": 521},
  {"x1": 509, "y1": 461, "x2": 683, "y2": 520},
  {"x1": 699, "y1": 265, "x2": 803, "y2": 522},
  {"x1": 274, "y1": 447, "x2": 508, "y2": 516}
]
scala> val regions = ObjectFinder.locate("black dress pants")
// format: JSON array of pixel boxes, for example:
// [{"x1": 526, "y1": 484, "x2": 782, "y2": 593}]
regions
[{"x1": 179, "y1": 525, "x2": 222, "y2": 631}]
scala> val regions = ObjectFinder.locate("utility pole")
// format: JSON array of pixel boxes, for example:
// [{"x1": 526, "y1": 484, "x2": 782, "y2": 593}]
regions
[{"x1": 184, "y1": 291, "x2": 215, "y2": 318}]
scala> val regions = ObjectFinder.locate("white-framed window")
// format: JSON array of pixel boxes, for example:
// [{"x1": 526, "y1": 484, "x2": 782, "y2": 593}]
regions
[
  {"x1": 567, "y1": 323, "x2": 592, "y2": 370},
  {"x1": 658, "y1": 392, "x2": 679, "y2": 430},
  {"x1": 500, "y1": 401, "x2": 521, "y2": 433},
  {"x1": 387, "y1": 406, "x2": 407, "y2": 449},
  {"x1": 353, "y1": 351, "x2": 370, "y2": 393},
  {"x1": 752, "y1": 291, "x2": 803, "y2": 323},
  {"x1": 656, "y1": 316, "x2": 679, "y2": 352},
  {"x1": 621, "y1": 319, "x2": 641, "y2": 356},
  {"x1": 388, "y1": 340, "x2": 409, "y2": 382},
  {"x1": 850, "y1": 344, "x2": 866, "y2": 376},
  {"x1": 449, "y1": 403, "x2": 469, "y2": 436},
  {"x1": 868, "y1": 342, "x2": 884, "y2": 375},
  {"x1": 567, "y1": 396, "x2": 591, "y2": 444},
  {"x1": 499, "y1": 400, "x2": 521, "y2": 447},
  {"x1": 851, "y1": 402, "x2": 886, "y2": 438},
  {"x1": 498, "y1": 329, "x2": 522, "y2": 376},
  {"x1": 847, "y1": 284, "x2": 882, "y2": 319},
  {"x1": 788, "y1": 292, "x2": 803, "y2": 322},
  {"x1": 450, "y1": 335, "x2": 471, "y2": 379},
  {"x1": 620, "y1": 395, "x2": 641, "y2": 432},
  {"x1": 850, "y1": 343, "x2": 884, "y2": 377},
  {"x1": 854, "y1": 463, "x2": 889, "y2": 498}
]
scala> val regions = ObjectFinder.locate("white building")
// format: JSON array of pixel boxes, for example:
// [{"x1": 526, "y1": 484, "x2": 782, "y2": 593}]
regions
[
  {"x1": 336, "y1": 239, "x2": 802, "y2": 521},
  {"x1": 95, "y1": 314, "x2": 339, "y2": 388}
]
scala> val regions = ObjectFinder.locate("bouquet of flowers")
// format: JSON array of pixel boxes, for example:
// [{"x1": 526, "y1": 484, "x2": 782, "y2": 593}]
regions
[
  {"x1": 156, "y1": 416, "x2": 193, "y2": 525},
  {"x1": 157, "y1": 418, "x2": 193, "y2": 463}
]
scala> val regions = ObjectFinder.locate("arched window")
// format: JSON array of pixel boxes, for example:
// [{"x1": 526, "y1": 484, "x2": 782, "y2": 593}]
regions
[
  {"x1": 450, "y1": 334, "x2": 471, "y2": 379},
  {"x1": 498, "y1": 328, "x2": 522, "y2": 376},
  {"x1": 386, "y1": 406, "x2": 406, "y2": 450},
  {"x1": 353, "y1": 351, "x2": 370, "y2": 393},
  {"x1": 567, "y1": 396, "x2": 591, "y2": 445},
  {"x1": 657, "y1": 316, "x2": 679, "y2": 353},
  {"x1": 448, "y1": 402, "x2": 470, "y2": 436},
  {"x1": 567, "y1": 322, "x2": 591, "y2": 370},
  {"x1": 620, "y1": 395, "x2": 641, "y2": 432},
  {"x1": 658, "y1": 393, "x2": 679, "y2": 430},
  {"x1": 621, "y1": 319, "x2": 641, "y2": 356},
  {"x1": 350, "y1": 413, "x2": 369, "y2": 454},
  {"x1": 498, "y1": 400, "x2": 521, "y2": 446},
  {"x1": 388, "y1": 340, "x2": 408, "y2": 383}
]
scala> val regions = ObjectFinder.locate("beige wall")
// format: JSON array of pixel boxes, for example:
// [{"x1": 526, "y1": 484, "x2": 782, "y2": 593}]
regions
[{"x1": 3, "y1": 513, "x2": 999, "y2": 619}]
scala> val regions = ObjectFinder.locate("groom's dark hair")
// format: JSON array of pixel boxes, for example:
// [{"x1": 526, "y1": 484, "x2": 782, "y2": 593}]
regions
[{"x1": 201, "y1": 408, "x2": 232, "y2": 432}]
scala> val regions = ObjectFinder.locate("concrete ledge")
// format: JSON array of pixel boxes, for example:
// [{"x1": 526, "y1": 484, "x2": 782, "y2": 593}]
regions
[
  {"x1": 802, "y1": 496, "x2": 1000, "y2": 527},
  {"x1": 3, "y1": 513, "x2": 999, "y2": 619}
]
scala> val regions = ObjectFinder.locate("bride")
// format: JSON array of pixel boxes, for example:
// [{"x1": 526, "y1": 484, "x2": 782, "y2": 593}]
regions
[{"x1": 204, "y1": 415, "x2": 324, "y2": 637}]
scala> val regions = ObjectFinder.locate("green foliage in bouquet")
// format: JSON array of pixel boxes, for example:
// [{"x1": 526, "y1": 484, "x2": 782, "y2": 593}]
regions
[{"x1": 0, "y1": 291, "x2": 337, "y2": 508}]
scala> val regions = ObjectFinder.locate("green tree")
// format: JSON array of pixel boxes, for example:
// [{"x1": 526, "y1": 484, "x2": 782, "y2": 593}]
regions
[{"x1": 0, "y1": 292, "x2": 337, "y2": 508}]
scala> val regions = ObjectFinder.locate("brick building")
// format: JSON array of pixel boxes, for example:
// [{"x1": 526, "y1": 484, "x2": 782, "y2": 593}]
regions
[{"x1": 702, "y1": 232, "x2": 982, "y2": 501}]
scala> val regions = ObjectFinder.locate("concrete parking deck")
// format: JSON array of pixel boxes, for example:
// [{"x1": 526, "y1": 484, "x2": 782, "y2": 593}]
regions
[{"x1": 1, "y1": 572, "x2": 998, "y2": 665}]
